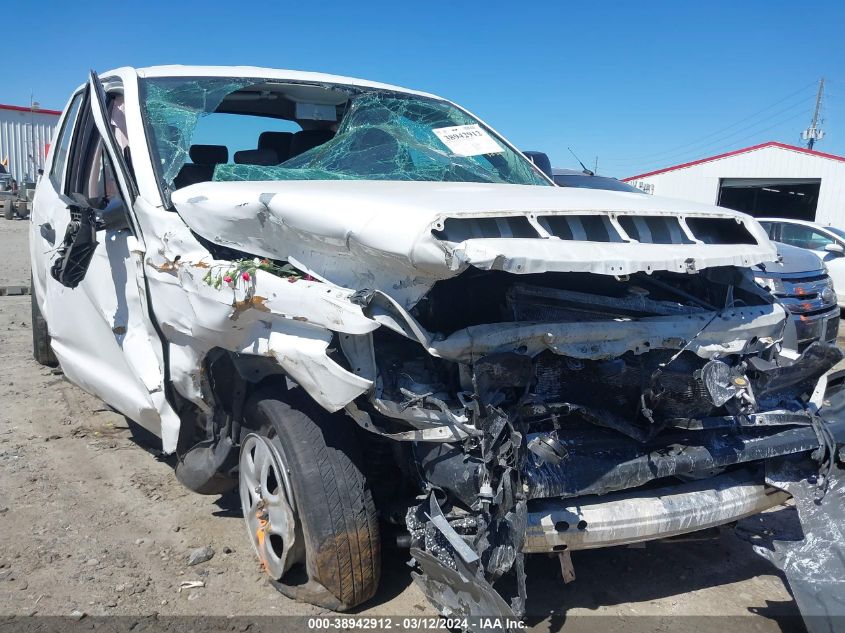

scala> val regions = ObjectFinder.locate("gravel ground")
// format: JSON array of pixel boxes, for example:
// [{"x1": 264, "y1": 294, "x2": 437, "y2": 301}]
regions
[
  {"x1": 0, "y1": 214, "x2": 828, "y2": 631},
  {"x1": 0, "y1": 217, "x2": 30, "y2": 288}
]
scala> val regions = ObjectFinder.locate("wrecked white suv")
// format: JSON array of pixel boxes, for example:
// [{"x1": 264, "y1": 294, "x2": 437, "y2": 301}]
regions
[{"x1": 30, "y1": 67, "x2": 845, "y2": 627}]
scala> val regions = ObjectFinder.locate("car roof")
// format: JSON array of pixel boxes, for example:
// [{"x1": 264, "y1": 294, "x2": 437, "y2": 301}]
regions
[
  {"x1": 107, "y1": 65, "x2": 440, "y2": 100},
  {"x1": 551, "y1": 169, "x2": 626, "y2": 181}
]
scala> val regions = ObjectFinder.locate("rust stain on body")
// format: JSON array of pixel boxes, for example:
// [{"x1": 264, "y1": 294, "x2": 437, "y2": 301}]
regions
[{"x1": 231, "y1": 295, "x2": 271, "y2": 321}]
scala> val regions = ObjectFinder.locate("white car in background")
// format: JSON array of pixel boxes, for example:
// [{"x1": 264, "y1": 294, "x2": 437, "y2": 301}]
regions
[{"x1": 758, "y1": 217, "x2": 845, "y2": 307}]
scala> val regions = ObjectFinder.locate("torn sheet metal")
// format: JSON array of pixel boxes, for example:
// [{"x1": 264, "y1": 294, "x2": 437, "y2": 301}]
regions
[
  {"x1": 172, "y1": 180, "x2": 776, "y2": 309},
  {"x1": 427, "y1": 306, "x2": 785, "y2": 363},
  {"x1": 145, "y1": 256, "x2": 377, "y2": 414},
  {"x1": 262, "y1": 326, "x2": 372, "y2": 412},
  {"x1": 363, "y1": 286, "x2": 786, "y2": 363},
  {"x1": 123, "y1": 196, "x2": 382, "y2": 449},
  {"x1": 411, "y1": 548, "x2": 519, "y2": 631},
  {"x1": 758, "y1": 457, "x2": 845, "y2": 633}
]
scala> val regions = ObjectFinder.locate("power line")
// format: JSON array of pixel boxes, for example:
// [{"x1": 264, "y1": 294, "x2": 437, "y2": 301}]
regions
[
  {"x1": 606, "y1": 93, "x2": 816, "y2": 165},
  {"x1": 607, "y1": 95, "x2": 816, "y2": 168},
  {"x1": 604, "y1": 81, "x2": 818, "y2": 164},
  {"x1": 622, "y1": 108, "x2": 810, "y2": 176}
]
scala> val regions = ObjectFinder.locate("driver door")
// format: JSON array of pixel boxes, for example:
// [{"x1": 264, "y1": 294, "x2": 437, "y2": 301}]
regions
[{"x1": 35, "y1": 72, "x2": 178, "y2": 441}]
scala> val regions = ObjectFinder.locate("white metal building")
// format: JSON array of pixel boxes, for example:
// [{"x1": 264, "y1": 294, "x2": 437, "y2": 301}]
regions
[
  {"x1": 0, "y1": 103, "x2": 61, "y2": 184},
  {"x1": 624, "y1": 142, "x2": 845, "y2": 225}
]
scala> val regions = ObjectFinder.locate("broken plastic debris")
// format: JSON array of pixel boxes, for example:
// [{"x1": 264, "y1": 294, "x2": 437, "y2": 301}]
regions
[{"x1": 178, "y1": 580, "x2": 205, "y2": 592}]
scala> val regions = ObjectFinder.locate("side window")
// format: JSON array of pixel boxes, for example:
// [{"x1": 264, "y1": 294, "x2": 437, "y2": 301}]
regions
[
  {"x1": 779, "y1": 224, "x2": 834, "y2": 250},
  {"x1": 49, "y1": 92, "x2": 84, "y2": 189},
  {"x1": 806, "y1": 230, "x2": 836, "y2": 251}
]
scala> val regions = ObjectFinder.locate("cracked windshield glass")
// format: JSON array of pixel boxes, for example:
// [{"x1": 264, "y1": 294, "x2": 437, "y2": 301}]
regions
[{"x1": 140, "y1": 77, "x2": 550, "y2": 191}]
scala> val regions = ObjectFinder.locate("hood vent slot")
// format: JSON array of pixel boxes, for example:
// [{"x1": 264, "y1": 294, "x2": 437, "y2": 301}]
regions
[
  {"x1": 538, "y1": 214, "x2": 623, "y2": 242},
  {"x1": 685, "y1": 217, "x2": 757, "y2": 245},
  {"x1": 433, "y1": 216, "x2": 538, "y2": 241},
  {"x1": 617, "y1": 216, "x2": 693, "y2": 244}
]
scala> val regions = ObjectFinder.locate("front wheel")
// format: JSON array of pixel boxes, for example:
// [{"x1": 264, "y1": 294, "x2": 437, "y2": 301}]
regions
[
  {"x1": 31, "y1": 275, "x2": 58, "y2": 367},
  {"x1": 239, "y1": 389, "x2": 381, "y2": 611}
]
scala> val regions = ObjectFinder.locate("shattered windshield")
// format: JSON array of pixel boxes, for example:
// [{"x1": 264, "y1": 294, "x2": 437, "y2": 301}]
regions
[{"x1": 140, "y1": 77, "x2": 550, "y2": 191}]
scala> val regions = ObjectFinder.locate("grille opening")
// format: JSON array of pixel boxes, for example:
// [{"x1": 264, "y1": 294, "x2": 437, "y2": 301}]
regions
[
  {"x1": 618, "y1": 215, "x2": 693, "y2": 244},
  {"x1": 433, "y1": 216, "x2": 538, "y2": 241},
  {"x1": 539, "y1": 214, "x2": 623, "y2": 242},
  {"x1": 686, "y1": 217, "x2": 758, "y2": 245}
]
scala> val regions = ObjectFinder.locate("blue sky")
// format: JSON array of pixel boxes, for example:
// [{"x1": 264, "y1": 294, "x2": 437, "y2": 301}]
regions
[{"x1": 4, "y1": 0, "x2": 843, "y2": 177}]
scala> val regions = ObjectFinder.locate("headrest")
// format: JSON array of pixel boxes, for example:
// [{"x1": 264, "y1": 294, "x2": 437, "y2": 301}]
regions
[
  {"x1": 189, "y1": 144, "x2": 228, "y2": 165},
  {"x1": 233, "y1": 149, "x2": 279, "y2": 166},
  {"x1": 258, "y1": 132, "x2": 293, "y2": 155},
  {"x1": 289, "y1": 130, "x2": 335, "y2": 157}
]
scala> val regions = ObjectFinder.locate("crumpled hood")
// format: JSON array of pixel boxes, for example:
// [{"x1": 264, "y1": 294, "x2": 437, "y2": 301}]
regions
[{"x1": 171, "y1": 180, "x2": 777, "y2": 308}]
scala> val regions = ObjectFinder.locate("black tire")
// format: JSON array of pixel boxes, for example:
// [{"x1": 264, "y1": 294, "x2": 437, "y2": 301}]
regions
[
  {"x1": 2, "y1": 202, "x2": 12, "y2": 220},
  {"x1": 244, "y1": 389, "x2": 381, "y2": 611},
  {"x1": 31, "y1": 276, "x2": 58, "y2": 367}
]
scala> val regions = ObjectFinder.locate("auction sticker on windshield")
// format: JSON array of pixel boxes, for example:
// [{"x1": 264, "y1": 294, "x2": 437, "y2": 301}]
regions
[{"x1": 433, "y1": 124, "x2": 503, "y2": 156}]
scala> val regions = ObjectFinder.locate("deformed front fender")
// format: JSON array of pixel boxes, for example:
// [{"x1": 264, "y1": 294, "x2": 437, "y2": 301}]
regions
[
  {"x1": 142, "y1": 228, "x2": 381, "y2": 432},
  {"x1": 249, "y1": 322, "x2": 373, "y2": 412}
]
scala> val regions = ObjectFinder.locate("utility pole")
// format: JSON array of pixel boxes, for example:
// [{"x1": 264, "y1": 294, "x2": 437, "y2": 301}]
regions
[
  {"x1": 29, "y1": 93, "x2": 36, "y2": 181},
  {"x1": 802, "y1": 78, "x2": 825, "y2": 150}
]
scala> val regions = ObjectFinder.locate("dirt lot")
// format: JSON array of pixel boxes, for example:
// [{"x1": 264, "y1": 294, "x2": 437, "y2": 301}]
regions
[{"x1": 0, "y1": 215, "x2": 823, "y2": 631}]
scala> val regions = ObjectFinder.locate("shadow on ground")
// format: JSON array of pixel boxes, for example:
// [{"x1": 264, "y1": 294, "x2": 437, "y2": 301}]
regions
[{"x1": 523, "y1": 508, "x2": 805, "y2": 632}]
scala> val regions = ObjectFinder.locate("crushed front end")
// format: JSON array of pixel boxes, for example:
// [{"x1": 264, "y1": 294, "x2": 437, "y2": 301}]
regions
[
  {"x1": 343, "y1": 264, "x2": 845, "y2": 626},
  {"x1": 167, "y1": 175, "x2": 845, "y2": 628}
]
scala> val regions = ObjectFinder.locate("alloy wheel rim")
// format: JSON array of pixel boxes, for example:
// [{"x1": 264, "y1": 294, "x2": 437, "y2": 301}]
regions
[{"x1": 239, "y1": 433, "x2": 300, "y2": 580}]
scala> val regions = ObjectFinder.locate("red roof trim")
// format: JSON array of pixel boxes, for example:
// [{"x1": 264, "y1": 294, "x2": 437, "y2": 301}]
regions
[
  {"x1": 0, "y1": 103, "x2": 62, "y2": 116},
  {"x1": 623, "y1": 141, "x2": 845, "y2": 181}
]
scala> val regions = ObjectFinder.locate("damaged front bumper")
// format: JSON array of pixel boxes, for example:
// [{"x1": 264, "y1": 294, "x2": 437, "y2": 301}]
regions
[
  {"x1": 415, "y1": 403, "x2": 845, "y2": 554},
  {"x1": 524, "y1": 468, "x2": 790, "y2": 552},
  {"x1": 409, "y1": 377, "x2": 845, "y2": 630}
]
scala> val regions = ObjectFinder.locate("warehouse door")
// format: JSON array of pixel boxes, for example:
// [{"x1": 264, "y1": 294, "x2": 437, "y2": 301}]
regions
[{"x1": 717, "y1": 178, "x2": 820, "y2": 220}]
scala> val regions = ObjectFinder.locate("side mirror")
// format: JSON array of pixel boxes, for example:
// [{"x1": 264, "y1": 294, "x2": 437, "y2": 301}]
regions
[{"x1": 824, "y1": 243, "x2": 844, "y2": 255}]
